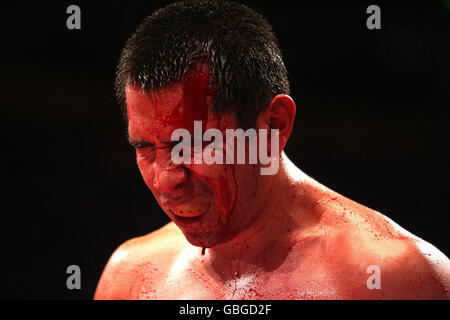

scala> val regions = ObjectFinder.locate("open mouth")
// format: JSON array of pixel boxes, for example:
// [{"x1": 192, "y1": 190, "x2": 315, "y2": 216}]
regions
[
  {"x1": 164, "y1": 196, "x2": 211, "y2": 219},
  {"x1": 168, "y1": 208, "x2": 204, "y2": 218}
]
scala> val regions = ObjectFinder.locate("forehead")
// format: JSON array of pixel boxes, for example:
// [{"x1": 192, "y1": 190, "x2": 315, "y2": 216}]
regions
[{"x1": 126, "y1": 70, "x2": 215, "y2": 138}]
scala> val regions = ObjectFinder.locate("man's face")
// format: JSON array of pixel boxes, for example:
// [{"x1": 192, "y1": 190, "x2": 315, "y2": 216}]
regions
[{"x1": 126, "y1": 70, "x2": 273, "y2": 247}]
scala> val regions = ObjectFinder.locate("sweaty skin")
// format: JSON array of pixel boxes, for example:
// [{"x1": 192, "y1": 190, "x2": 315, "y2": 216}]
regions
[{"x1": 95, "y1": 70, "x2": 450, "y2": 300}]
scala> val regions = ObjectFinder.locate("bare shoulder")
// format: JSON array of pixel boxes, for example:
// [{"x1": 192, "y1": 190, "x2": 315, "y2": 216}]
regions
[
  {"x1": 322, "y1": 194, "x2": 450, "y2": 299},
  {"x1": 94, "y1": 222, "x2": 185, "y2": 299}
]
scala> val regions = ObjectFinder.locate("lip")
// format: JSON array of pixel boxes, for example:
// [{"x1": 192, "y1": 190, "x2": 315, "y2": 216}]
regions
[
  {"x1": 161, "y1": 193, "x2": 212, "y2": 219},
  {"x1": 160, "y1": 194, "x2": 198, "y2": 208},
  {"x1": 171, "y1": 211, "x2": 205, "y2": 226}
]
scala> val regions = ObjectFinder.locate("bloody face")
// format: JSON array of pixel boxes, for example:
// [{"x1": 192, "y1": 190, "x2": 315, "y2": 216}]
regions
[{"x1": 126, "y1": 68, "x2": 272, "y2": 248}]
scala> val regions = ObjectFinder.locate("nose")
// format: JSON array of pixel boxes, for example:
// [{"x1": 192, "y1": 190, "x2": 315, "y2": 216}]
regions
[{"x1": 152, "y1": 150, "x2": 189, "y2": 195}]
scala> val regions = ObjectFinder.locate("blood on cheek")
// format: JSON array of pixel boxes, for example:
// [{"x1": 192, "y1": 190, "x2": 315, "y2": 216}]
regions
[{"x1": 136, "y1": 152, "x2": 155, "y2": 189}]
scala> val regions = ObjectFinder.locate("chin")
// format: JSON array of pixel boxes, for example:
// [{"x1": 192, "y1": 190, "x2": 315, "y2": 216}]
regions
[
  {"x1": 181, "y1": 226, "x2": 241, "y2": 248},
  {"x1": 182, "y1": 230, "x2": 221, "y2": 248}
]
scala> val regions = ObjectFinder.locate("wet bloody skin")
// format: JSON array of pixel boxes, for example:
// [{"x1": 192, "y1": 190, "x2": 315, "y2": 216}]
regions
[
  {"x1": 95, "y1": 69, "x2": 450, "y2": 300},
  {"x1": 126, "y1": 67, "x2": 269, "y2": 248}
]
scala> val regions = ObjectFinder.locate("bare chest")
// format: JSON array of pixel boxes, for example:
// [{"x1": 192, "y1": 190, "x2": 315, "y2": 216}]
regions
[{"x1": 132, "y1": 262, "x2": 349, "y2": 300}]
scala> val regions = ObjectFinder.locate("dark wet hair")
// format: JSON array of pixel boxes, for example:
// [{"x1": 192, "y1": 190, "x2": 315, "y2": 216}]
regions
[{"x1": 116, "y1": 0, "x2": 290, "y2": 128}]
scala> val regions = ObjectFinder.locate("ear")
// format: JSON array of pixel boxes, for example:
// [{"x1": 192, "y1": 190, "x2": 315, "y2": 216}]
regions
[{"x1": 256, "y1": 94, "x2": 296, "y2": 152}]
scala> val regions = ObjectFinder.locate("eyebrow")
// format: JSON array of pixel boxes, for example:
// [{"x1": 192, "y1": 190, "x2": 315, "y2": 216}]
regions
[{"x1": 127, "y1": 136, "x2": 154, "y2": 149}]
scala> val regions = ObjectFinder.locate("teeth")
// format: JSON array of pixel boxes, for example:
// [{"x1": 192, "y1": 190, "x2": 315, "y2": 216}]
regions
[{"x1": 169, "y1": 198, "x2": 210, "y2": 218}]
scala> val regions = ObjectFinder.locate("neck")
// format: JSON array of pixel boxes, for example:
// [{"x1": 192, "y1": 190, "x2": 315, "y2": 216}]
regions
[{"x1": 199, "y1": 153, "x2": 311, "y2": 280}]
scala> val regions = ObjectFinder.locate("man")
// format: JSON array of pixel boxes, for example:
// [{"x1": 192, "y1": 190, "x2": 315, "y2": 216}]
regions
[{"x1": 95, "y1": 0, "x2": 449, "y2": 299}]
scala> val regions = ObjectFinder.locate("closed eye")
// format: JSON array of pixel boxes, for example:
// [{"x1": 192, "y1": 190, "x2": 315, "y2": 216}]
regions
[{"x1": 128, "y1": 137, "x2": 155, "y2": 149}]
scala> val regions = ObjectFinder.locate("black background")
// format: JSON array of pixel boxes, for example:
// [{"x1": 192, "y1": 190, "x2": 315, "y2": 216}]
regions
[{"x1": 1, "y1": 1, "x2": 448, "y2": 299}]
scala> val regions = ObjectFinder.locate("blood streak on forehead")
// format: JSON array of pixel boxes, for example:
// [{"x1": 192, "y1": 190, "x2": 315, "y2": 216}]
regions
[{"x1": 126, "y1": 70, "x2": 213, "y2": 139}]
